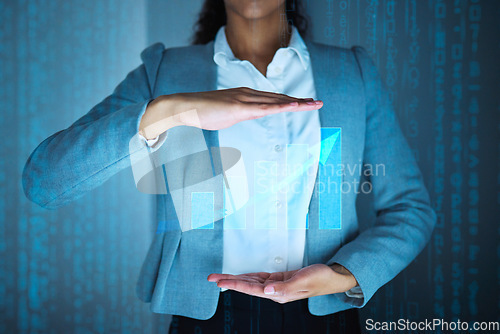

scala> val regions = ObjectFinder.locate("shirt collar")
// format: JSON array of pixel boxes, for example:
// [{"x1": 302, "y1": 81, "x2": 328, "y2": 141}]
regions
[{"x1": 213, "y1": 25, "x2": 310, "y2": 70}]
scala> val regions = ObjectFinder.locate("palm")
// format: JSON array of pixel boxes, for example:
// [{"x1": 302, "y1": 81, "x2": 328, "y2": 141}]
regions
[{"x1": 208, "y1": 264, "x2": 351, "y2": 304}]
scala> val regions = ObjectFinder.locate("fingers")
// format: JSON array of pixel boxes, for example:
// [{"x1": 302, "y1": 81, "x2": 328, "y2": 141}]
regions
[
  {"x1": 208, "y1": 272, "x2": 309, "y2": 304},
  {"x1": 233, "y1": 87, "x2": 316, "y2": 103},
  {"x1": 227, "y1": 87, "x2": 323, "y2": 122},
  {"x1": 216, "y1": 279, "x2": 266, "y2": 296},
  {"x1": 266, "y1": 271, "x2": 286, "y2": 282},
  {"x1": 246, "y1": 93, "x2": 313, "y2": 104},
  {"x1": 214, "y1": 279, "x2": 308, "y2": 303},
  {"x1": 244, "y1": 100, "x2": 323, "y2": 119},
  {"x1": 238, "y1": 95, "x2": 306, "y2": 104},
  {"x1": 207, "y1": 273, "x2": 233, "y2": 282},
  {"x1": 208, "y1": 272, "x2": 271, "y2": 283}
]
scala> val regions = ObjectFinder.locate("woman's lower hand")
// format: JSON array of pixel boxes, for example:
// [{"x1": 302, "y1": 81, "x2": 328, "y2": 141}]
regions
[
  {"x1": 207, "y1": 263, "x2": 358, "y2": 304},
  {"x1": 139, "y1": 87, "x2": 323, "y2": 140}
]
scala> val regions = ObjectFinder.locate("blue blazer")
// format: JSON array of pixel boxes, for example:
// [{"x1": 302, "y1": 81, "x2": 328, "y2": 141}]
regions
[{"x1": 22, "y1": 39, "x2": 436, "y2": 319}]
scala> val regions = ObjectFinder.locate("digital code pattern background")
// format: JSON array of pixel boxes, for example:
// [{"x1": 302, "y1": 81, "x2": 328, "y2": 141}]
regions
[{"x1": 0, "y1": 0, "x2": 499, "y2": 332}]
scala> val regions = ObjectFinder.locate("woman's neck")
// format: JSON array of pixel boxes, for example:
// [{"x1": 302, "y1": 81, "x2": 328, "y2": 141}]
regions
[{"x1": 225, "y1": 7, "x2": 291, "y2": 76}]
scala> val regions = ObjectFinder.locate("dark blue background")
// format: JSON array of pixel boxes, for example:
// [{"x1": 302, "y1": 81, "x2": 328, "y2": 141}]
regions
[{"x1": 1, "y1": 0, "x2": 499, "y2": 332}]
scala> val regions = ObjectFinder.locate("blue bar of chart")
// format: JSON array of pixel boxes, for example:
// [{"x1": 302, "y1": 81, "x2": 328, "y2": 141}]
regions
[{"x1": 318, "y1": 128, "x2": 342, "y2": 230}]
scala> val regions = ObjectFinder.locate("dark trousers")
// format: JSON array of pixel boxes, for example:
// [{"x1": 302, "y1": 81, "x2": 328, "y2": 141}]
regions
[{"x1": 168, "y1": 290, "x2": 362, "y2": 334}]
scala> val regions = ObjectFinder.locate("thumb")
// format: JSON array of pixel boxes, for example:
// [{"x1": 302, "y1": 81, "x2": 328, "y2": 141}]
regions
[{"x1": 264, "y1": 282, "x2": 289, "y2": 296}]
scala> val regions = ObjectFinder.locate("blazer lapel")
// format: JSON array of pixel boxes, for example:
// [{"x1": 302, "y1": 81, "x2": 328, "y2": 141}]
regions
[
  {"x1": 303, "y1": 39, "x2": 337, "y2": 231},
  {"x1": 304, "y1": 39, "x2": 339, "y2": 130},
  {"x1": 302, "y1": 39, "x2": 347, "y2": 265}
]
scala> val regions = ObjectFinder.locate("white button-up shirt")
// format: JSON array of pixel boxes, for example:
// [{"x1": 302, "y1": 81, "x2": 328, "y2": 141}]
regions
[{"x1": 213, "y1": 26, "x2": 321, "y2": 277}]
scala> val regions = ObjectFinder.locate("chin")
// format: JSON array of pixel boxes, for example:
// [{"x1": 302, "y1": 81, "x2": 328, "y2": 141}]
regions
[{"x1": 225, "y1": 0, "x2": 286, "y2": 20}]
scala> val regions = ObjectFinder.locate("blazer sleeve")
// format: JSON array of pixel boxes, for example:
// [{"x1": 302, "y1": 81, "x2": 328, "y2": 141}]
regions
[
  {"x1": 22, "y1": 43, "x2": 165, "y2": 209},
  {"x1": 328, "y1": 46, "x2": 437, "y2": 307}
]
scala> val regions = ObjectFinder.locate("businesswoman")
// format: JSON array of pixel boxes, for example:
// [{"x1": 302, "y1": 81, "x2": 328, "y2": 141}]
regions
[{"x1": 23, "y1": 0, "x2": 436, "y2": 333}]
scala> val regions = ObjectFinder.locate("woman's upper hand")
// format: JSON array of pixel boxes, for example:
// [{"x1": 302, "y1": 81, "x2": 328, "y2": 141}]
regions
[{"x1": 139, "y1": 87, "x2": 323, "y2": 140}]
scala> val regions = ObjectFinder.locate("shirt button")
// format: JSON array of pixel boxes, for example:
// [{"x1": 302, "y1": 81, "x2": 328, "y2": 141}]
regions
[
  {"x1": 276, "y1": 200, "x2": 282, "y2": 208},
  {"x1": 274, "y1": 144, "x2": 282, "y2": 152},
  {"x1": 274, "y1": 66, "x2": 283, "y2": 74},
  {"x1": 274, "y1": 256, "x2": 283, "y2": 264}
]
